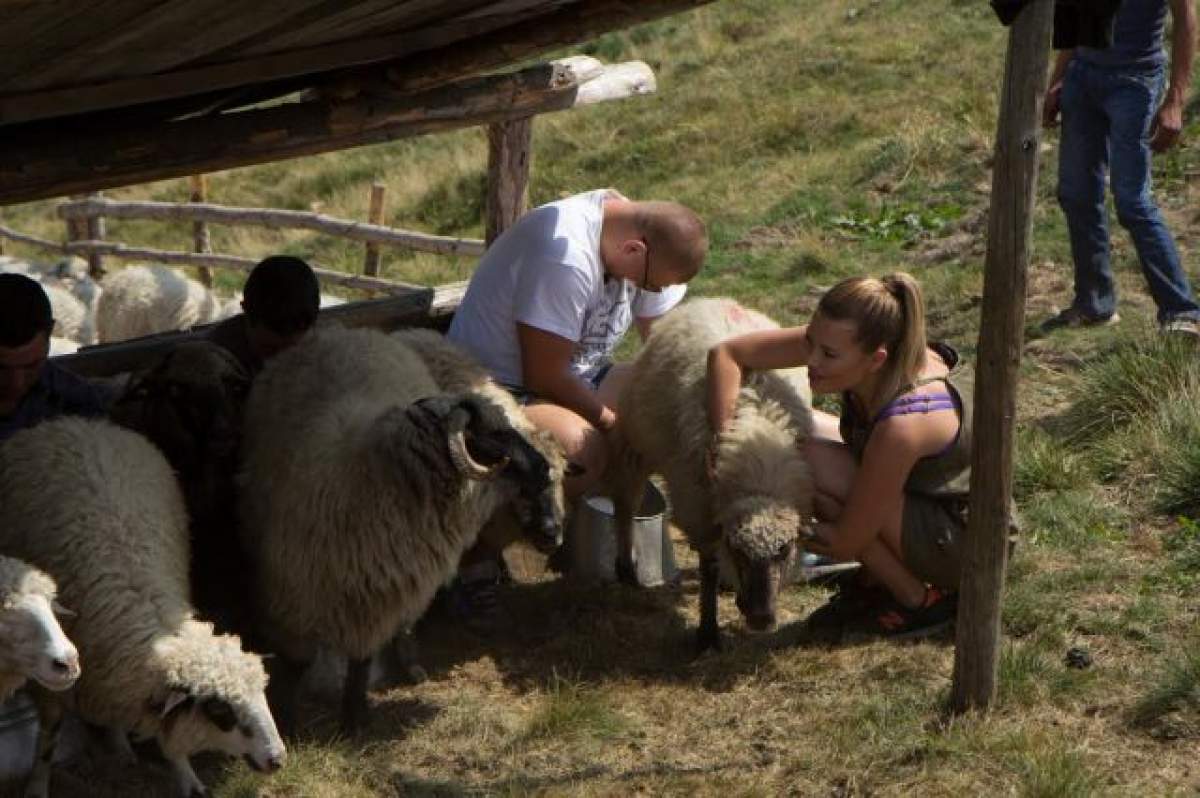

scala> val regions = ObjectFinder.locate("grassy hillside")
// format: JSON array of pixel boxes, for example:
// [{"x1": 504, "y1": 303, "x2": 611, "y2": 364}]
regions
[{"x1": 10, "y1": 0, "x2": 1200, "y2": 795}]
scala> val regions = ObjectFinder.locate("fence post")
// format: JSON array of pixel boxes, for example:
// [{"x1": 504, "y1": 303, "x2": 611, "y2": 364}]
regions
[
  {"x1": 486, "y1": 117, "x2": 533, "y2": 246},
  {"x1": 363, "y1": 182, "x2": 387, "y2": 276},
  {"x1": 84, "y1": 192, "x2": 106, "y2": 279},
  {"x1": 190, "y1": 175, "x2": 214, "y2": 288}
]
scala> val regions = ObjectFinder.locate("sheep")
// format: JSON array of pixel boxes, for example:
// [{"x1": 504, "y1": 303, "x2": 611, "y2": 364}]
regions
[
  {"x1": 96, "y1": 265, "x2": 221, "y2": 343},
  {"x1": 40, "y1": 282, "x2": 96, "y2": 346},
  {"x1": 44, "y1": 256, "x2": 101, "y2": 314},
  {"x1": 0, "y1": 556, "x2": 80, "y2": 702},
  {"x1": 239, "y1": 326, "x2": 567, "y2": 733},
  {"x1": 608, "y1": 297, "x2": 815, "y2": 652},
  {"x1": 108, "y1": 342, "x2": 253, "y2": 640},
  {"x1": 0, "y1": 417, "x2": 284, "y2": 798}
]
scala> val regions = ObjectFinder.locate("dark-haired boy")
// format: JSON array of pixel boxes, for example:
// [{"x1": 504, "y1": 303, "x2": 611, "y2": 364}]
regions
[
  {"x1": 206, "y1": 255, "x2": 321, "y2": 375},
  {"x1": 0, "y1": 274, "x2": 111, "y2": 443}
]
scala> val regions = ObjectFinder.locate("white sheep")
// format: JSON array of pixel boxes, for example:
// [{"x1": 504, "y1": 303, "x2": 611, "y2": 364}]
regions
[
  {"x1": 0, "y1": 556, "x2": 80, "y2": 702},
  {"x1": 39, "y1": 282, "x2": 95, "y2": 346},
  {"x1": 609, "y1": 297, "x2": 815, "y2": 652},
  {"x1": 239, "y1": 326, "x2": 567, "y2": 733},
  {"x1": 95, "y1": 264, "x2": 221, "y2": 343},
  {"x1": 0, "y1": 417, "x2": 285, "y2": 798}
]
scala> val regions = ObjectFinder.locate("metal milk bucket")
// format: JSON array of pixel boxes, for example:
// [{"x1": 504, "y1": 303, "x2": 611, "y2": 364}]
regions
[
  {"x1": 0, "y1": 692, "x2": 38, "y2": 785},
  {"x1": 567, "y1": 482, "x2": 677, "y2": 586}
]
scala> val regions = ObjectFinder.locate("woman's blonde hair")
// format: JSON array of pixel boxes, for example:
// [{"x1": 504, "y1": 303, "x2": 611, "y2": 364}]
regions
[{"x1": 816, "y1": 272, "x2": 928, "y2": 414}]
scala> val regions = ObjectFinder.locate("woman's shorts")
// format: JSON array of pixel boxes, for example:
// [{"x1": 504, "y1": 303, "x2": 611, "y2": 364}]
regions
[{"x1": 901, "y1": 494, "x2": 967, "y2": 590}]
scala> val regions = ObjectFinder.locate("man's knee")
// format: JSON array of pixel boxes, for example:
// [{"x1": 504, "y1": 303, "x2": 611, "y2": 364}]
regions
[
  {"x1": 1113, "y1": 192, "x2": 1157, "y2": 228},
  {"x1": 523, "y1": 402, "x2": 609, "y2": 495}
]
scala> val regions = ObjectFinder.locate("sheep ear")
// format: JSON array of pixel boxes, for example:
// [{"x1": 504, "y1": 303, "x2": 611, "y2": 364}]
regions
[
  {"x1": 159, "y1": 689, "x2": 191, "y2": 718},
  {"x1": 51, "y1": 600, "x2": 76, "y2": 619}
]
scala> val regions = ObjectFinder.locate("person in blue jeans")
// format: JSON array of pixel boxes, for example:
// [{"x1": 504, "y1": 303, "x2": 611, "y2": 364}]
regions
[{"x1": 1041, "y1": 0, "x2": 1200, "y2": 336}]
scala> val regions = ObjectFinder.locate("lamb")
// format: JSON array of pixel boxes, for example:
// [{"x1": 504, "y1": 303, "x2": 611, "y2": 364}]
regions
[
  {"x1": 0, "y1": 556, "x2": 80, "y2": 702},
  {"x1": 239, "y1": 326, "x2": 566, "y2": 733},
  {"x1": 0, "y1": 417, "x2": 285, "y2": 798},
  {"x1": 96, "y1": 264, "x2": 221, "y2": 343},
  {"x1": 608, "y1": 297, "x2": 815, "y2": 652}
]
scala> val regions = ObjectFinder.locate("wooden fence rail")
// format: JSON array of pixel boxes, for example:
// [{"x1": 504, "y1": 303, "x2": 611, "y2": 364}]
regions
[
  {"x1": 0, "y1": 223, "x2": 422, "y2": 294},
  {"x1": 57, "y1": 196, "x2": 485, "y2": 257}
]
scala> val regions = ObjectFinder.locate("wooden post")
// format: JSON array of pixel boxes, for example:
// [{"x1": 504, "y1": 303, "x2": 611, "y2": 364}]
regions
[
  {"x1": 950, "y1": 0, "x2": 1053, "y2": 713},
  {"x1": 190, "y1": 175, "x2": 214, "y2": 288},
  {"x1": 83, "y1": 192, "x2": 106, "y2": 278},
  {"x1": 363, "y1": 182, "x2": 387, "y2": 276},
  {"x1": 485, "y1": 116, "x2": 533, "y2": 246}
]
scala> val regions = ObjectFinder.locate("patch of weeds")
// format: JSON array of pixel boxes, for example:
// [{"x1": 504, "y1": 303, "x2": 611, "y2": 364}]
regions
[
  {"x1": 1014, "y1": 743, "x2": 1102, "y2": 798},
  {"x1": 822, "y1": 202, "x2": 964, "y2": 244},
  {"x1": 414, "y1": 169, "x2": 487, "y2": 235},
  {"x1": 1152, "y1": 403, "x2": 1200, "y2": 516},
  {"x1": 1146, "y1": 517, "x2": 1200, "y2": 592},
  {"x1": 1129, "y1": 645, "x2": 1200, "y2": 739},
  {"x1": 519, "y1": 675, "x2": 630, "y2": 744},
  {"x1": 998, "y1": 642, "x2": 1057, "y2": 707},
  {"x1": 1060, "y1": 336, "x2": 1200, "y2": 443},
  {"x1": 1003, "y1": 579, "x2": 1067, "y2": 638},
  {"x1": 1019, "y1": 489, "x2": 1126, "y2": 553},
  {"x1": 1014, "y1": 426, "x2": 1089, "y2": 499}
]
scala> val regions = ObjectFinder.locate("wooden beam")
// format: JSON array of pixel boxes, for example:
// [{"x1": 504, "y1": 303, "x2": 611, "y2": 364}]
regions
[
  {"x1": 486, "y1": 117, "x2": 533, "y2": 245},
  {"x1": 52, "y1": 281, "x2": 467, "y2": 378},
  {"x1": 58, "y1": 196, "x2": 485, "y2": 257},
  {"x1": 0, "y1": 223, "x2": 423, "y2": 295},
  {"x1": 0, "y1": 0, "x2": 566, "y2": 125},
  {"x1": 0, "y1": 59, "x2": 655, "y2": 205},
  {"x1": 950, "y1": 0, "x2": 1053, "y2": 713}
]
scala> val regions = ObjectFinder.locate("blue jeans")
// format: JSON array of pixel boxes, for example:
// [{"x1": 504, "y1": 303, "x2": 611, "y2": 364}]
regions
[{"x1": 1057, "y1": 59, "x2": 1200, "y2": 323}]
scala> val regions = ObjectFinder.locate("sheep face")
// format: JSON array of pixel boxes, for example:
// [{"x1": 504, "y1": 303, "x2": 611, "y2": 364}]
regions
[
  {"x1": 416, "y1": 393, "x2": 563, "y2": 552},
  {"x1": 111, "y1": 342, "x2": 249, "y2": 513},
  {"x1": 718, "y1": 499, "x2": 801, "y2": 633},
  {"x1": 0, "y1": 592, "x2": 80, "y2": 692},
  {"x1": 159, "y1": 690, "x2": 285, "y2": 774}
]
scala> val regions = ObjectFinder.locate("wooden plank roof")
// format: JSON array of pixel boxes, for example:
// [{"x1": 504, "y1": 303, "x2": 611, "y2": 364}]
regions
[{"x1": 0, "y1": 0, "x2": 711, "y2": 205}]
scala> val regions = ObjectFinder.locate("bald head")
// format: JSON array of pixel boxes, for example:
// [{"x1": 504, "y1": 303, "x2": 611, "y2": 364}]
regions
[{"x1": 633, "y1": 201, "x2": 708, "y2": 283}]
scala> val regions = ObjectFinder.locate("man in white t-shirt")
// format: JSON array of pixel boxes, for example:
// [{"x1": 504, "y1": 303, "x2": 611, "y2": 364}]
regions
[
  {"x1": 449, "y1": 188, "x2": 706, "y2": 493},
  {"x1": 443, "y1": 189, "x2": 706, "y2": 625}
]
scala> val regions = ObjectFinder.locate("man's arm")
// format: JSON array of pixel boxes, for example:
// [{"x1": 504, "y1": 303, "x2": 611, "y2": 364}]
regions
[
  {"x1": 1154, "y1": 0, "x2": 1197, "y2": 152},
  {"x1": 1043, "y1": 49, "x2": 1075, "y2": 128},
  {"x1": 517, "y1": 323, "x2": 615, "y2": 431}
]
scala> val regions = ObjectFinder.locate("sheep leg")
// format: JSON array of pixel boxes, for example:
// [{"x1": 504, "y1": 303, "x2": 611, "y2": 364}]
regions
[
  {"x1": 610, "y1": 457, "x2": 651, "y2": 587},
  {"x1": 341, "y1": 656, "x2": 372, "y2": 735},
  {"x1": 165, "y1": 751, "x2": 207, "y2": 798},
  {"x1": 265, "y1": 654, "x2": 306, "y2": 738},
  {"x1": 696, "y1": 551, "x2": 724, "y2": 654},
  {"x1": 24, "y1": 690, "x2": 62, "y2": 798}
]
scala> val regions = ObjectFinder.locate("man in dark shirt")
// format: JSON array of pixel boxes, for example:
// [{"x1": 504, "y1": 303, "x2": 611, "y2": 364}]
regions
[
  {"x1": 206, "y1": 255, "x2": 321, "y2": 376},
  {"x1": 0, "y1": 274, "x2": 110, "y2": 443}
]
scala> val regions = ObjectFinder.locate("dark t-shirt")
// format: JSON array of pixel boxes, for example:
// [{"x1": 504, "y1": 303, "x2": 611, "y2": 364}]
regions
[
  {"x1": 1078, "y1": 0, "x2": 1168, "y2": 69},
  {"x1": 205, "y1": 314, "x2": 263, "y2": 377},
  {"x1": 0, "y1": 361, "x2": 114, "y2": 443}
]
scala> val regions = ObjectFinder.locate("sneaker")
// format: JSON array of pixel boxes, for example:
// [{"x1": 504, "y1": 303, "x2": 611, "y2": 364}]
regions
[
  {"x1": 1160, "y1": 317, "x2": 1200, "y2": 340},
  {"x1": 845, "y1": 586, "x2": 958, "y2": 642},
  {"x1": 803, "y1": 575, "x2": 891, "y2": 637},
  {"x1": 1039, "y1": 307, "x2": 1120, "y2": 333},
  {"x1": 794, "y1": 552, "x2": 861, "y2": 584}
]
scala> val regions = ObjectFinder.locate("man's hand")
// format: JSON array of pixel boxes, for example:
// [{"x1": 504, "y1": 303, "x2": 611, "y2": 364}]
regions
[
  {"x1": 1151, "y1": 100, "x2": 1184, "y2": 153},
  {"x1": 1042, "y1": 82, "x2": 1063, "y2": 128}
]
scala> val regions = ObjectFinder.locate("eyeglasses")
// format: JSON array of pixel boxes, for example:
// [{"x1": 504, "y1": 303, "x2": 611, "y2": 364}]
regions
[{"x1": 640, "y1": 238, "x2": 663, "y2": 294}]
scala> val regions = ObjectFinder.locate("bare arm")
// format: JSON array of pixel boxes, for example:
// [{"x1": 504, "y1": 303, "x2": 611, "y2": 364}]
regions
[
  {"x1": 1043, "y1": 49, "x2": 1075, "y2": 127},
  {"x1": 706, "y1": 326, "x2": 810, "y2": 435},
  {"x1": 1153, "y1": 0, "x2": 1197, "y2": 152},
  {"x1": 517, "y1": 323, "x2": 615, "y2": 430}
]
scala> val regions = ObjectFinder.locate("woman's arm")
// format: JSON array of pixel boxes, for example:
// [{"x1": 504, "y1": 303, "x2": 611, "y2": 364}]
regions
[{"x1": 706, "y1": 326, "x2": 810, "y2": 434}]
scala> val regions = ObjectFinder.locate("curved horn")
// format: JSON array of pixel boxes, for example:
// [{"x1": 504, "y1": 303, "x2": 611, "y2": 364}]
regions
[{"x1": 447, "y1": 428, "x2": 509, "y2": 481}]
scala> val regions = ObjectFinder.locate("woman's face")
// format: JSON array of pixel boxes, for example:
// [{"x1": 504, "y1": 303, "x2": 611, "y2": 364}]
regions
[{"x1": 805, "y1": 313, "x2": 886, "y2": 395}]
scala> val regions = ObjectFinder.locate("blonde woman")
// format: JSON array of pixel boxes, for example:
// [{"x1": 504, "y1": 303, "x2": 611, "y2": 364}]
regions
[{"x1": 707, "y1": 273, "x2": 969, "y2": 639}]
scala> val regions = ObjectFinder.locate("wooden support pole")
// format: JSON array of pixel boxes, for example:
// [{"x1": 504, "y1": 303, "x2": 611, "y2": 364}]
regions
[
  {"x1": 486, "y1": 116, "x2": 533, "y2": 246},
  {"x1": 363, "y1": 182, "x2": 387, "y2": 276},
  {"x1": 190, "y1": 175, "x2": 214, "y2": 288},
  {"x1": 950, "y1": 0, "x2": 1053, "y2": 713},
  {"x1": 84, "y1": 192, "x2": 106, "y2": 279}
]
